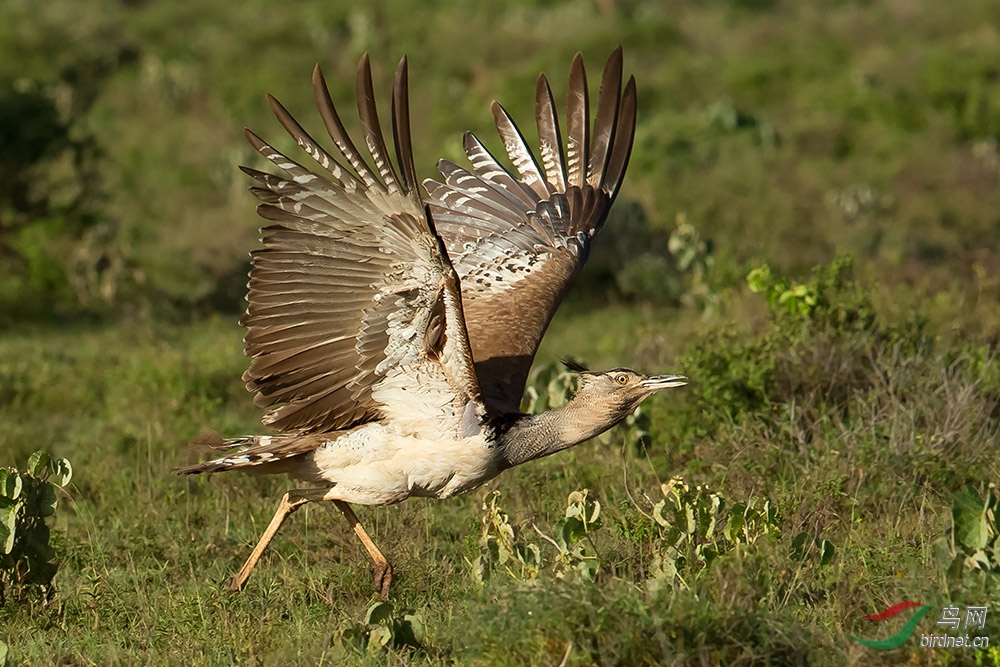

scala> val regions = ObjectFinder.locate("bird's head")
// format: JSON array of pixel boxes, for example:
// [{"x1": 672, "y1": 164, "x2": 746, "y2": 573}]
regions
[
  {"x1": 565, "y1": 361, "x2": 687, "y2": 421},
  {"x1": 498, "y1": 362, "x2": 689, "y2": 467}
]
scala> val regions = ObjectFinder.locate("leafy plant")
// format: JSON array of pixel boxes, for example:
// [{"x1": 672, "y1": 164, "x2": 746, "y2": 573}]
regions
[
  {"x1": 790, "y1": 532, "x2": 836, "y2": 566},
  {"x1": 472, "y1": 489, "x2": 605, "y2": 583},
  {"x1": 745, "y1": 255, "x2": 875, "y2": 329},
  {"x1": 535, "y1": 489, "x2": 603, "y2": 581},
  {"x1": 471, "y1": 490, "x2": 541, "y2": 582},
  {"x1": 667, "y1": 212, "x2": 717, "y2": 313},
  {"x1": 0, "y1": 451, "x2": 72, "y2": 607},
  {"x1": 647, "y1": 477, "x2": 780, "y2": 591},
  {"x1": 944, "y1": 484, "x2": 999, "y2": 574},
  {"x1": 662, "y1": 256, "x2": 882, "y2": 443},
  {"x1": 340, "y1": 601, "x2": 425, "y2": 656}
]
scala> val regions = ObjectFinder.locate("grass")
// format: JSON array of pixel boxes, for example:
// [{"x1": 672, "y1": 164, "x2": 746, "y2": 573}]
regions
[
  {"x1": 2, "y1": 275, "x2": 999, "y2": 664},
  {"x1": 2, "y1": 0, "x2": 1000, "y2": 663}
]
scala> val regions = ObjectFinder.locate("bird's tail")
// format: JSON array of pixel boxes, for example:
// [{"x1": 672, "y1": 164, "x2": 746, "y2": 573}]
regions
[{"x1": 175, "y1": 429, "x2": 319, "y2": 475}]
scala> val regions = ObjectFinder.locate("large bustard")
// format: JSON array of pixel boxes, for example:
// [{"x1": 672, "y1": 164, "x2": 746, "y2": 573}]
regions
[{"x1": 178, "y1": 48, "x2": 687, "y2": 599}]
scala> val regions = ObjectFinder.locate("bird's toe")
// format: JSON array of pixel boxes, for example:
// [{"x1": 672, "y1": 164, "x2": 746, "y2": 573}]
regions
[{"x1": 373, "y1": 560, "x2": 393, "y2": 601}]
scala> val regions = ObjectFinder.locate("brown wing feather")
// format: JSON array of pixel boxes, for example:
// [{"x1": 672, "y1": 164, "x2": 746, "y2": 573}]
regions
[
  {"x1": 423, "y1": 47, "x2": 636, "y2": 413},
  {"x1": 241, "y1": 54, "x2": 480, "y2": 435},
  {"x1": 565, "y1": 52, "x2": 589, "y2": 188}
]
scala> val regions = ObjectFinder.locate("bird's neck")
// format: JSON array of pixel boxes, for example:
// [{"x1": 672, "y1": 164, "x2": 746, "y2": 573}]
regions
[{"x1": 495, "y1": 395, "x2": 615, "y2": 469}]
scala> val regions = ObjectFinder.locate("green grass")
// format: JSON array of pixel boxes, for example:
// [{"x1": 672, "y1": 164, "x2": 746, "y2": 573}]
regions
[
  {"x1": 3, "y1": 0, "x2": 1000, "y2": 663},
  {"x1": 2, "y1": 284, "x2": 998, "y2": 664}
]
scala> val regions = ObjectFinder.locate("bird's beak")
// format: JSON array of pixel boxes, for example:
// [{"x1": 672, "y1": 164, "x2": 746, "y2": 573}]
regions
[{"x1": 640, "y1": 374, "x2": 688, "y2": 390}]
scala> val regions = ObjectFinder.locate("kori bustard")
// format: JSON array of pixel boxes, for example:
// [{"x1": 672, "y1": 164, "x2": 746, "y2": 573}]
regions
[{"x1": 178, "y1": 48, "x2": 687, "y2": 599}]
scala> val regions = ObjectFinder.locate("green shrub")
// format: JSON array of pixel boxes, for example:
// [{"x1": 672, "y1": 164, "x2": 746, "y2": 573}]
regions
[
  {"x1": 943, "y1": 484, "x2": 1000, "y2": 575},
  {"x1": 0, "y1": 451, "x2": 72, "y2": 608},
  {"x1": 661, "y1": 256, "x2": 895, "y2": 443},
  {"x1": 338, "y1": 601, "x2": 425, "y2": 658},
  {"x1": 471, "y1": 490, "x2": 605, "y2": 583},
  {"x1": 647, "y1": 477, "x2": 782, "y2": 592}
]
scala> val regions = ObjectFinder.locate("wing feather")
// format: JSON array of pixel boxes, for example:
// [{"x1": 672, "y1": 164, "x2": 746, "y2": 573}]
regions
[
  {"x1": 356, "y1": 53, "x2": 399, "y2": 193},
  {"x1": 391, "y1": 57, "x2": 418, "y2": 193},
  {"x1": 564, "y1": 53, "x2": 589, "y2": 188},
  {"x1": 535, "y1": 74, "x2": 566, "y2": 192},
  {"x1": 491, "y1": 101, "x2": 549, "y2": 199},
  {"x1": 240, "y1": 54, "x2": 481, "y2": 436},
  {"x1": 424, "y1": 49, "x2": 636, "y2": 413},
  {"x1": 603, "y1": 75, "x2": 637, "y2": 201},
  {"x1": 587, "y1": 45, "x2": 622, "y2": 189}
]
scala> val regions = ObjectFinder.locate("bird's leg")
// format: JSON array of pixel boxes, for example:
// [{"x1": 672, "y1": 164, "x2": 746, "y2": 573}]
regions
[
  {"x1": 333, "y1": 500, "x2": 393, "y2": 601},
  {"x1": 230, "y1": 489, "x2": 312, "y2": 591},
  {"x1": 229, "y1": 489, "x2": 392, "y2": 600}
]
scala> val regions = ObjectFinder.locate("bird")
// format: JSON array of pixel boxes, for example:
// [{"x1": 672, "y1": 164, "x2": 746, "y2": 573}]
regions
[{"x1": 177, "y1": 47, "x2": 687, "y2": 600}]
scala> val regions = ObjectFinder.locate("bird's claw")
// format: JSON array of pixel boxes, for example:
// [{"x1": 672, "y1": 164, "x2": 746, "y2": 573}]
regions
[{"x1": 373, "y1": 560, "x2": 393, "y2": 601}]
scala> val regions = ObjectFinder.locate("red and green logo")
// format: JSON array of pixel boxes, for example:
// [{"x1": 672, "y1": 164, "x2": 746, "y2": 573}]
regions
[{"x1": 848, "y1": 601, "x2": 933, "y2": 650}]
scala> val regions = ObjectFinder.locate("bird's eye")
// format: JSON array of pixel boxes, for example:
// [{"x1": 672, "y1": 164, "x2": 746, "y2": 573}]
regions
[{"x1": 615, "y1": 373, "x2": 628, "y2": 385}]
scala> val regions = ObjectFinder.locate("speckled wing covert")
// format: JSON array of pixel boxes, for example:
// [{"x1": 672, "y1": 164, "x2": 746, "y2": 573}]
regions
[
  {"x1": 240, "y1": 55, "x2": 481, "y2": 436},
  {"x1": 423, "y1": 47, "x2": 637, "y2": 413}
]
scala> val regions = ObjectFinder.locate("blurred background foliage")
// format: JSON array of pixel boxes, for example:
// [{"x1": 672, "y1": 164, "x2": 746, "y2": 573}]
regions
[{"x1": 2, "y1": 0, "x2": 999, "y2": 331}]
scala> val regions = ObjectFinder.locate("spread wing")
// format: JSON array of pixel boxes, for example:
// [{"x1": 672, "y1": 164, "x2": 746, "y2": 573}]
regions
[
  {"x1": 423, "y1": 47, "x2": 637, "y2": 413},
  {"x1": 241, "y1": 54, "x2": 481, "y2": 437}
]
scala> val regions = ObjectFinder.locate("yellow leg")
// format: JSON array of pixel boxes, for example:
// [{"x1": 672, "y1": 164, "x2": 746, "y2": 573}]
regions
[
  {"x1": 230, "y1": 490, "x2": 311, "y2": 591},
  {"x1": 229, "y1": 489, "x2": 393, "y2": 600},
  {"x1": 334, "y1": 500, "x2": 393, "y2": 601}
]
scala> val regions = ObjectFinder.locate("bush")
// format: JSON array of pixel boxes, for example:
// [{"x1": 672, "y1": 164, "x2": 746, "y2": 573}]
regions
[
  {"x1": 661, "y1": 256, "x2": 896, "y2": 443},
  {"x1": 0, "y1": 451, "x2": 72, "y2": 608},
  {"x1": 654, "y1": 255, "x2": 997, "y2": 500}
]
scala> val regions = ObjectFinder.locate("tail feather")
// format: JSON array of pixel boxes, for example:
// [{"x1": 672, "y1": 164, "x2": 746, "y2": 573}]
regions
[
  {"x1": 176, "y1": 431, "x2": 323, "y2": 475},
  {"x1": 190, "y1": 428, "x2": 248, "y2": 452}
]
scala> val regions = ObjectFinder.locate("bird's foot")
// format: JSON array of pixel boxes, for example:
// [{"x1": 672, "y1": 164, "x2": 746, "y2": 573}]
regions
[
  {"x1": 229, "y1": 573, "x2": 247, "y2": 592},
  {"x1": 230, "y1": 559, "x2": 255, "y2": 591},
  {"x1": 373, "y1": 560, "x2": 393, "y2": 601}
]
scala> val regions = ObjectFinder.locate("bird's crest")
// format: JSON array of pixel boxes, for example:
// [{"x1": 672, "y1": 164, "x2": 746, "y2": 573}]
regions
[{"x1": 561, "y1": 358, "x2": 590, "y2": 374}]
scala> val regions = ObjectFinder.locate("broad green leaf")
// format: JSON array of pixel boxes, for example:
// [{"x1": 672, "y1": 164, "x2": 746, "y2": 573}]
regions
[
  {"x1": 818, "y1": 539, "x2": 835, "y2": 566},
  {"x1": 577, "y1": 558, "x2": 600, "y2": 581},
  {"x1": 587, "y1": 499, "x2": 601, "y2": 527},
  {"x1": 0, "y1": 470, "x2": 21, "y2": 500},
  {"x1": 565, "y1": 490, "x2": 586, "y2": 517},
  {"x1": 54, "y1": 458, "x2": 72, "y2": 487},
  {"x1": 365, "y1": 601, "x2": 394, "y2": 626},
  {"x1": 0, "y1": 639, "x2": 7, "y2": 667},
  {"x1": 400, "y1": 613, "x2": 425, "y2": 645},
  {"x1": 725, "y1": 511, "x2": 746, "y2": 542},
  {"x1": 746, "y1": 265, "x2": 771, "y2": 293},
  {"x1": 953, "y1": 485, "x2": 989, "y2": 551},
  {"x1": 791, "y1": 532, "x2": 809, "y2": 559},
  {"x1": 23, "y1": 558, "x2": 58, "y2": 588},
  {"x1": 683, "y1": 505, "x2": 696, "y2": 535},
  {"x1": 37, "y1": 482, "x2": 57, "y2": 517},
  {"x1": 652, "y1": 499, "x2": 671, "y2": 528},
  {"x1": 0, "y1": 503, "x2": 17, "y2": 554},
  {"x1": 563, "y1": 517, "x2": 585, "y2": 544},
  {"x1": 367, "y1": 625, "x2": 392, "y2": 652},
  {"x1": 765, "y1": 502, "x2": 779, "y2": 527},
  {"x1": 26, "y1": 523, "x2": 55, "y2": 563},
  {"x1": 553, "y1": 518, "x2": 571, "y2": 550},
  {"x1": 966, "y1": 550, "x2": 991, "y2": 571},
  {"x1": 27, "y1": 450, "x2": 50, "y2": 478}
]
